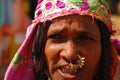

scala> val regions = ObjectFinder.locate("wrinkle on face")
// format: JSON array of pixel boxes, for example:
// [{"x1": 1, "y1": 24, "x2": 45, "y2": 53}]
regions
[{"x1": 45, "y1": 15, "x2": 101, "y2": 80}]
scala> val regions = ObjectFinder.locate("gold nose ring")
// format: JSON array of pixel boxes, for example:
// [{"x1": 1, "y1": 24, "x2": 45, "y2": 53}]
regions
[
  {"x1": 69, "y1": 55, "x2": 85, "y2": 69},
  {"x1": 77, "y1": 55, "x2": 85, "y2": 69}
]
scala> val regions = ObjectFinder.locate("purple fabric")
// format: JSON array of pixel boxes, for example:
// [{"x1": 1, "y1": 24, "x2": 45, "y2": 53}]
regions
[
  {"x1": 111, "y1": 38, "x2": 120, "y2": 49},
  {"x1": 46, "y1": 2, "x2": 53, "y2": 10},
  {"x1": 4, "y1": 23, "x2": 38, "y2": 80},
  {"x1": 56, "y1": 0, "x2": 65, "y2": 8},
  {"x1": 78, "y1": 0, "x2": 90, "y2": 10}
]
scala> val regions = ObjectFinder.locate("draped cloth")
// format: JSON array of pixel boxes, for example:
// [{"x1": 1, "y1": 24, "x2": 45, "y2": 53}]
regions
[{"x1": 4, "y1": 0, "x2": 119, "y2": 80}]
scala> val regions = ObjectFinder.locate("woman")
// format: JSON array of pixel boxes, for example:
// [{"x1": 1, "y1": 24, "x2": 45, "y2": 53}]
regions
[{"x1": 4, "y1": 0, "x2": 119, "y2": 80}]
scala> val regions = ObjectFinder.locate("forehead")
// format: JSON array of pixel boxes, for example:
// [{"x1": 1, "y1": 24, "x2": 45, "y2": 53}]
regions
[{"x1": 48, "y1": 15, "x2": 100, "y2": 36}]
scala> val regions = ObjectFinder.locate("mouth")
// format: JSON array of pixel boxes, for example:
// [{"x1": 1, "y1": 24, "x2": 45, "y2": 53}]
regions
[
  {"x1": 58, "y1": 56, "x2": 85, "y2": 76},
  {"x1": 59, "y1": 64, "x2": 80, "y2": 74},
  {"x1": 58, "y1": 64, "x2": 82, "y2": 79}
]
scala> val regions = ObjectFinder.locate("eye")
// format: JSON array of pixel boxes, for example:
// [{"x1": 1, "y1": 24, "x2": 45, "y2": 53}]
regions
[
  {"x1": 48, "y1": 34, "x2": 62, "y2": 39},
  {"x1": 78, "y1": 35, "x2": 94, "y2": 41},
  {"x1": 48, "y1": 33, "x2": 65, "y2": 43}
]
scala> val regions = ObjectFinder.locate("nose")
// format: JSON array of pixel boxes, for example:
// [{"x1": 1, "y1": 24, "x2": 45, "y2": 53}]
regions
[{"x1": 60, "y1": 40, "x2": 78, "y2": 61}]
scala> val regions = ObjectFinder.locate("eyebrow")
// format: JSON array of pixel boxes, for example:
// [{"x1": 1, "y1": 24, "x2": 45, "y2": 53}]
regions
[
  {"x1": 48, "y1": 25, "x2": 101, "y2": 40},
  {"x1": 48, "y1": 26, "x2": 66, "y2": 35},
  {"x1": 79, "y1": 31, "x2": 93, "y2": 35},
  {"x1": 78, "y1": 31, "x2": 101, "y2": 40},
  {"x1": 47, "y1": 29, "x2": 61, "y2": 37},
  {"x1": 49, "y1": 29, "x2": 99, "y2": 37}
]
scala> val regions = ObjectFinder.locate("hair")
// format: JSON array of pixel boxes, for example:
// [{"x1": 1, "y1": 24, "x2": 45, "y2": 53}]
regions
[
  {"x1": 93, "y1": 20, "x2": 118, "y2": 80},
  {"x1": 32, "y1": 21, "x2": 51, "y2": 80},
  {"x1": 32, "y1": 19, "x2": 118, "y2": 80}
]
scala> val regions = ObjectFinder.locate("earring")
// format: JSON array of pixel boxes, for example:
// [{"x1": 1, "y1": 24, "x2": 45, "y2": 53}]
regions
[{"x1": 77, "y1": 55, "x2": 85, "y2": 69}]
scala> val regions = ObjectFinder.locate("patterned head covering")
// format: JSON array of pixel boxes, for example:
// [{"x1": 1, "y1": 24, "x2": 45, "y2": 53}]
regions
[
  {"x1": 4, "y1": 0, "x2": 119, "y2": 80},
  {"x1": 34, "y1": 0, "x2": 112, "y2": 31}
]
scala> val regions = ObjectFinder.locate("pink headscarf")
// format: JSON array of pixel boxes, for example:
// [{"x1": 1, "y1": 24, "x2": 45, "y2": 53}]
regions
[{"x1": 4, "y1": 0, "x2": 119, "y2": 80}]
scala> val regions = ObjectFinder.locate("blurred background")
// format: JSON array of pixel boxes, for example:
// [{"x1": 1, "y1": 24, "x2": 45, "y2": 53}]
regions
[{"x1": 0, "y1": 0, "x2": 120, "y2": 80}]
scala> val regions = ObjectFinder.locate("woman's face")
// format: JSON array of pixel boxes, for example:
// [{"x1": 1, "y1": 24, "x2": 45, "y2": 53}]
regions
[{"x1": 44, "y1": 15, "x2": 101, "y2": 80}]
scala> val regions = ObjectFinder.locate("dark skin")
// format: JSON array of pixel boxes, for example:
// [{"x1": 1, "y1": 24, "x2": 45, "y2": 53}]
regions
[
  {"x1": 33, "y1": 15, "x2": 118, "y2": 80},
  {"x1": 44, "y1": 15, "x2": 101, "y2": 80}
]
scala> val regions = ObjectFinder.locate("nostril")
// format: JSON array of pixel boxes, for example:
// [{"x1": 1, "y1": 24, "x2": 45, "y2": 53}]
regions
[
  {"x1": 70, "y1": 59, "x2": 78, "y2": 64},
  {"x1": 61, "y1": 52, "x2": 78, "y2": 63},
  {"x1": 61, "y1": 53, "x2": 79, "y2": 64}
]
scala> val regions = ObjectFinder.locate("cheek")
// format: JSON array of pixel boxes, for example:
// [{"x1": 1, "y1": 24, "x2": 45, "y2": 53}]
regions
[
  {"x1": 45, "y1": 43, "x2": 61, "y2": 62},
  {"x1": 44, "y1": 42, "x2": 61, "y2": 72},
  {"x1": 83, "y1": 42, "x2": 101, "y2": 73},
  {"x1": 76, "y1": 43, "x2": 101, "y2": 80}
]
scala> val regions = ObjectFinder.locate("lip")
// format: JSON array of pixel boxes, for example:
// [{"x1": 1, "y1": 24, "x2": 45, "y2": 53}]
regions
[{"x1": 58, "y1": 64, "x2": 80, "y2": 79}]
